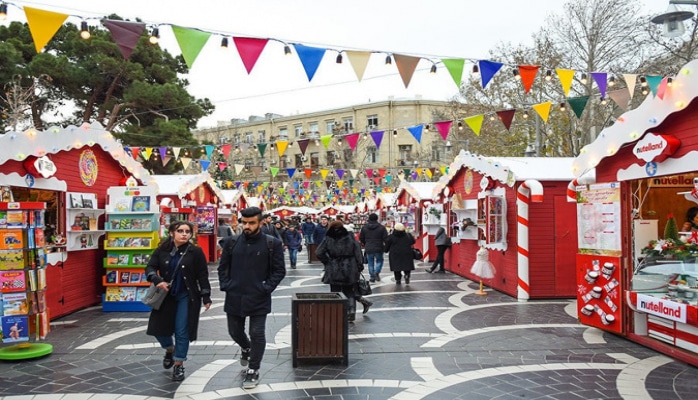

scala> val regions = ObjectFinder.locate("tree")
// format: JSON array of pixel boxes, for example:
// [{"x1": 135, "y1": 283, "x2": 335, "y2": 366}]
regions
[{"x1": 0, "y1": 17, "x2": 214, "y2": 171}]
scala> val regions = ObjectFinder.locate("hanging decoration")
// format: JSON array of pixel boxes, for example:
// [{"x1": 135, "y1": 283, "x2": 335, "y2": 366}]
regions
[
  {"x1": 496, "y1": 109, "x2": 516, "y2": 131},
  {"x1": 171, "y1": 25, "x2": 211, "y2": 68},
  {"x1": 568, "y1": 96, "x2": 590, "y2": 119},
  {"x1": 464, "y1": 115, "x2": 484, "y2": 136},
  {"x1": 101, "y1": 19, "x2": 145, "y2": 60},
  {"x1": 24, "y1": 6, "x2": 68, "y2": 53},
  {"x1": 293, "y1": 44, "x2": 326, "y2": 81},
  {"x1": 233, "y1": 37, "x2": 268, "y2": 74},
  {"x1": 394, "y1": 54, "x2": 421, "y2": 88}
]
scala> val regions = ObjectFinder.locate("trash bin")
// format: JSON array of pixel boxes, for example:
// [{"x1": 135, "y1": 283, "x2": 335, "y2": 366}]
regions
[
  {"x1": 291, "y1": 292, "x2": 348, "y2": 367},
  {"x1": 308, "y1": 243, "x2": 320, "y2": 263}
]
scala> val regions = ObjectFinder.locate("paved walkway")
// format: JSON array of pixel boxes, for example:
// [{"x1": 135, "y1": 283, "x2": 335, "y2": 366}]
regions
[{"x1": 1, "y1": 257, "x2": 698, "y2": 400}]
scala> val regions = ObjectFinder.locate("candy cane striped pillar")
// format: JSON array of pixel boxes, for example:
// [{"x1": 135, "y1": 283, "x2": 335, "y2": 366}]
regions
[
  {"x1": 516, "y1": 180, "x2": 543, "y2": 302},
  {"x1": 566, "y1": 178, "x2": 579, "y2": 202}
]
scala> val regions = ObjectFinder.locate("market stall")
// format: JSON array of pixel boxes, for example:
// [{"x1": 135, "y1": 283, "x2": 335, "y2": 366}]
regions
[
  {"x1": 150, "y1": 173, "x2": 223, "y2": 263},
  {"x1": 0, "y1": 123, "x2": 153, "y2": 318},
  {"x1": 571, "y1": 59, "x2": 698, "y2": 367},
  {"x1": 393, "y1": 182, "x2": 438, "y2": 260},
  {"x1": 433, "y1": 152, "x2": 577, "y2": 299}
]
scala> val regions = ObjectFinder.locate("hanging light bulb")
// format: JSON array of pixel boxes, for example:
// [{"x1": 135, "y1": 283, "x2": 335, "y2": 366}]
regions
[
  {"x1": 559, "y1": 102, "x2": 566, "y2": 111},
  {"x1": 545, "y1": 69, "x2": 553, "y2": 81},
  {"x1": 430, "y1": 64, "x2": 437, "y2": 74},
  {"x1": 363, "y1": 132, "x2": 368, "y2": 139},
  {"x1": 522, "y1": 110, "x2": 529, "y2": 119},
  {"x1": 149, "y1": 27, "x2": 160, "y2": 44},
  {"x1": 336, "y1": 53, "x2": 343, "y2": 64},
  {"x1": 600, "y1": 96, "x2": 608, "y2": 105},
  {"x1": 608, "y1": 75, "x2": 616, "y2": 86},
  {"x1": 667, "y1": 77, "x2": 673, "y2": 87},
  {"x1": 392, "y1": 129, "x2": 398, "y2": 137},
  {"x1": 385, "y1": 55, "x2": 392, "y2": 65},
  {"x1": 0, "y1": 3, "x2": 8, "y2": 21},
  {"x1": 642, "y1": 87, "x2": 649, "y2": 96},
  {"x1": 424, "y1": 124, "x2": 430, "y2": 132},
  {"x1": 337, "y1": 138, "x2": 342, "y2": 145},
  {"x1": 270, "y1": 143, "x2": 275, "y2": 150},
  {"x1": 640, "y1": 76, "x2": 648, "y2": 87},
  {"x1": 472, "y1": 64, "x2": 479, "y2": 76},
  {"x1": 220, "y1": 37, "x2": 229, "y2": 48},
  {"x1": 80, "y1": 21, "x2": 91, "y2": 40},
  {"x1": 458, "y1": 121, "x2": 463, "y2": 130},
  {"x1": 489, "y1": 114, "x2": 496, "y2": 121},
  {"x1": 513, "y1": 68, "x2": 521, "y2": 80},
  {"x1": 580, "y1": 73, "x2": 588, "y2": 84},
  {"x1": 284, "y1": 45, "x2": 292, "y2": 55}
]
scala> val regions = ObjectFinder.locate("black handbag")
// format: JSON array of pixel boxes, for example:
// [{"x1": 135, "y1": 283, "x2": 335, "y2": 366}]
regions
[
  {"x1": 358, "y1": 273, "x2": 372, "y2": 296},
  {"x1": 142, "y1": 245, "x2": 189, "y2": 310},
  {"x1": 412, "y1": 248, "x2": 424, "y2": 260},
  {"x1": 362, "y1": 251, "x2": 368, "y2": 264}
]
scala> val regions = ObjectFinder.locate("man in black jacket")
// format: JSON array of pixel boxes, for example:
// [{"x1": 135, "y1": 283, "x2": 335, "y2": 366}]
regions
[
  {"x1": 218, "y1": 207, "x2": 286, "y2": 389},
  {"x1": 359, "y1": 213, "x2": 388, "y2": 282}
]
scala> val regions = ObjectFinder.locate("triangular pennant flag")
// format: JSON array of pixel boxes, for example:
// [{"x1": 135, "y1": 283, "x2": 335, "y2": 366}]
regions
[
  {"x1": 233, "y1": 37, "x2": 268, "y2": 74},
  {"x1": 24, "y1": 6, "x2": 69, "y2": 53},
  {"x1": 407, "y1": 125, "x2": 423, "y2": 143},
  {"x1": 286, "y1": 168, "x2": 296, "y2": 178},
  {"x1": 181, "y1": 157, "x2": 192, "y2": 170},
  {"x1": 218, "y1": 162, "x2": 227, "y2": 171},
  {"x1": 393, "y1": 54, "x2": 421, "y2": 88},
  {"x1": 464, "y1": 115, "x2": 484, "y2": 136},
  {"x1": 172, "y1": 147, "x2": 181, "y2": 159},
  {"x1": 345, "y1": 133, "x2": 360, "y2": 151},
  {"x1": 608, "y1": 88, "x2": 631, "y2": 111},
  {"x1": 336, "y1": 180, "x2": 344, "y2": 188},
  {"x1": 271, "y1": 166, "x2": 280, "y2": 177},
  {"x1": 234, "y1": 164, "x2": 245, "y2": 175},
  {"x1": 130, "y1": 147, "x2": 141, "y2": 160},
  {"x1": 433, "y1": 121, "x2": 452, "y2": 140},
  {"x1": 377, "y1": 169, "x2": 387, "y2": 178},
  {"x1": 320, "y1": 169, "x2": 330, "y2": 180},
  {"x1": 143, "y1": 147, "x2": 153, "y2": 160},
  {"x1": 568, "y1": 96, "x2": 590, "y2": 119},
  {"x1": 478, "y1": 60, "x2": 503, "y2": 89},
  {"x1": 646, "y1": 75, "x2": 663, "y2": 97},
  {"x1": 293, "y1": 44, "x2": 326, "y2": 81},
  {"x1": 440, "y1": 166, "x2": 448, "y2": 175},
  {"x1": 161, "y1": 156, "x2": 172, "y2": 167},
  {"x1": 496, "y1": 109, "x2": 516, "y2": 131},
  {"x1": 349, "y1": 169, "x2": 359, "y2": 178},
  {"x1": 158, "y1": 147, "x2": 167, "y2": 160},
  {"x1": 591, "y1": 72, "x2": 608, "y2": 98},
  {"x1": 256, "y1": 143, "x2": 267, "y2": 157},
  {"x1": 623, "y1": 74, "x2": 637, "y2": 99},
  {"x1": 304, "y1": 168, "x2": 313, "y2": 178},
  {"x1": 320, "y1": 135, "x2": 333, "y2": 148},
  {"x1": 366, "y1": 169, "x2": 374, "y2": 178},
  {"x1": 102, "y1": 19, "x2": 145, "y2": 60},
  {"x1": 373, "y1": 177, "x2": 382, "y2": 185},
  {"x1": 171, "y1": 25, "x2": 211, "y2": 69},
  {"x1": 426, "y1": 168, "x2": 434, "y2": 178},
  {"x1": 531, "y1": 102, "x2": 552, "y2": 123},
  {"x1": 556, "y1": 68, "x2": 575, "y2": 97},
  {"x1": 276, "y1": 140, "x2": 289, "y2": 157},
  {"x1": 200, "y1": 159, "x2": 211, "y2": 171},
  {"x1": 442, "y1": 58, "x2": 465, "y2": 88},
  {"x1": 657, "y1": 77, "x2": 669, "y2": 100},
  {"x1": 325, "y1": 180, "x2": 333, "y2": 189},
  {"x1": 385, "y1": 175, "x2": 392, "y2": 184},
  {"x1": 402, "y1": 169, "x2": 411, "y2": 177},
  {"x1": 345, "y1": 51, "x2": 371, "y2": 81},
  {"x1": 518, "y1": 65, "x2": 539, "y2": 93},
  {"x1": 297, "y1": 139, "x2": 310, "y2": 155},
  {"x1": 370, "y1": 131, "x2": 384, "y2": 148},
  {"x1": 221, "y1": 144, "x2": 232, "y2": 158},
  {"x1": 336, "y1": 169, "x2": 345, "y2": 179},
  {"x1": 204, "y1": 145, "x2": 215, "y2": 160}
]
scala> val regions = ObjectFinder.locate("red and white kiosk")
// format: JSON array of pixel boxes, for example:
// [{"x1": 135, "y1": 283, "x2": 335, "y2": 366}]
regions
[
  {"x1": 433, "y1": 152, "x2": 578, "y2": 299},
  {"x1": 571, "y1": 59, "x2": 698, "y2": 367},
  {"x1": 393, "y1": 182, "x2": 438, "y2": 260}
]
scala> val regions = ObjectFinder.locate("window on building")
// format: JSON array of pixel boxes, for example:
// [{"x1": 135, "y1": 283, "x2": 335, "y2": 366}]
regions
[
  {"x1": 367, "y1": 115, "x2": 379, "y2": 129},
  {"x1": 233, "y1": 134, "x2": 241, "y2": 145},
  {"x1": 398, "y1": 145, "x2": 413, "y2": 164},
  {"x1": 343, "y1": 118, "x2": 354, "y2": 132},
  {"x1": 279, "y1": 127, "x2": 288, "y2": 140},
  {"x1": 310, "y1": 152, "x2": 319, "y2": 168},
  {"x1": 295, "y1": 154, "x2": 304, "y2": 167},
  {"x1": 257, "y1": 130, "x2": 266, "y2": 143},
  {"x1": 309, "y1": 122, "x2": 319, "y2": 134},
  {"x1": 432, "y1": 146, "x2": 445, "y2": 162},
  {"x1": 326, "y1": 121, "x2": 336, "y2": 134},
  {"x1": 366, "y1": 146, "x2": 380, "y2": 164},
  {"x1": 327, "y1": 150, "x2": 338, "y2": 165},
  {"x1": 280, "y1": 155, "x2": 289, "y2": 168},
  {"x1": 245, "y1": 131, "x2": 253, "y2": 144},
  {"x1": 343, "y1": 148, "x2": 353, "y2": 162},
  {"x1": 294, "y1": 125, "x2": 303, "y2": 138}
]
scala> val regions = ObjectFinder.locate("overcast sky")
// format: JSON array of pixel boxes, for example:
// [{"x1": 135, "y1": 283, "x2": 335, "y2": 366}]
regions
[{"x1": 8, "y1": 0, "x2": 661, "y2": 128}]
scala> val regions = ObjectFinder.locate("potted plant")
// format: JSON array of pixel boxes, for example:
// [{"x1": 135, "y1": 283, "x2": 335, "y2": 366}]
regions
[{"x1": 428, "y1": 207, "x2": 441, "y2": 220}]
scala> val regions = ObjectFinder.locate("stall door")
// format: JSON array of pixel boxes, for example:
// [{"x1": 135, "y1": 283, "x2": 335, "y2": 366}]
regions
[{"x1": 554, "y1": 196, "x2": 578, "y2": 296}]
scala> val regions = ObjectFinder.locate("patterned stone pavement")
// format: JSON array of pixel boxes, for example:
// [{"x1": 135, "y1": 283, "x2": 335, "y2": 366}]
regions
[{"x1": 1, "y1": 257, "x2": 698, "y2": 400}]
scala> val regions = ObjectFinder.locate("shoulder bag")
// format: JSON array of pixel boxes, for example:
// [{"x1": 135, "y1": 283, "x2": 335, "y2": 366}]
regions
[
  {"x1": 412, "y1": 247, "x2": 424, "y2": 260},
  {"x1": 142, "y1": 245, "x2": 189, "y2": 310},
  {"x1": 358, "y1": 273, "x2": 372, "y2": 296}
]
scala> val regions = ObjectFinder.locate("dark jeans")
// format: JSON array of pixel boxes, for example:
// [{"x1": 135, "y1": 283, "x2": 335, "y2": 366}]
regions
[
  {"x1": 226, "y1": 314, "x2": 267, "y2": 370},
  {"x1": 394, "y1": 270, "x2": 411, "y2": 281},
  {"x1": 330, "y1": 283, "x2": 356, "y2": 314},
  {"x1": 431, "y1": 245, "x2": 448, "y2": 271}
]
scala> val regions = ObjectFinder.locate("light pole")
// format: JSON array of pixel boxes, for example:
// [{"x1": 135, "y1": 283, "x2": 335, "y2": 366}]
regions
[{"x1": 651, "y1": 1, "x2": 696, "y2": 37}]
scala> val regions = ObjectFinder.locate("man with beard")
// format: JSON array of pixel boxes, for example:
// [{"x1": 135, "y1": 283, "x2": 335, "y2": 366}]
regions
[{"x1": 218, "y1": 207, "x2": 286, "y2": 389}]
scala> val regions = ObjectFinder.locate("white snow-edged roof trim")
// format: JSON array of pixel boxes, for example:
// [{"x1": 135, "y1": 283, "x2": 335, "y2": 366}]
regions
[
  {"x1": 573, "y1": 59, "x2": 698, "y2": 178},
  {"x1": 395, "y1": 181, "x2": 438, "y2": 202},
  {"x1": 220, "y1": 189, "x2": 243, "y2": 205},
  {"x1": 433, "y1": 151, "x2": 575, "y2": 197},
  {"x1": 150, "y1": 172, "x2": 224, "y2": 203},
  {"x1": 0, "y1": 122, "x2": 155, "y2": 188}
]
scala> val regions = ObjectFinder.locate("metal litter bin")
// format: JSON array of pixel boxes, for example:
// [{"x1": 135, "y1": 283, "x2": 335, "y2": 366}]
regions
[{"x1": 291, "y1": 292, "x2": 348, "y2": 367}]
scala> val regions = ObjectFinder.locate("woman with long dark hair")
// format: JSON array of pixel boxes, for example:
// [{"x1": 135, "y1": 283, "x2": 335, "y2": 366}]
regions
[{"x1": 145, "y1": 221, "x2": 212, "y2": 381}]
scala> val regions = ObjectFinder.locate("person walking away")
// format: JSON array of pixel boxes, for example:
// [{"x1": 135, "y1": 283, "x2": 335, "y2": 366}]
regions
[
  {"x1": 218, "y1": 207, "x2": 286, "y2": 389},
  {"x1": 385, "y1": 223, "x2": 416, "y2": 285},
  {"x1": 359, "y1": 213, "x2": 388, "y2": 283},
  {"x1": 301, "y1": 216, "x2": 316, "y2": 252},
  {"x1": 428, "y1": 226, "x2": 451, "y2": 273},
  {"x1": 284, "y1": 224, "x2": 303, "y2": 269},
  {"x1": 316, "y1": 220, "x2": 368, "y2": 321},
  {"x1": 145, "y1": 221, "x2": 212, "y2": 381}
]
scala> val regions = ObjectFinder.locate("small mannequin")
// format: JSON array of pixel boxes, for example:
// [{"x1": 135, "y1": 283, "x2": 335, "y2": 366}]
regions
[{"x1": 471, "y1": 246, "x2": 495, "y2": 295}]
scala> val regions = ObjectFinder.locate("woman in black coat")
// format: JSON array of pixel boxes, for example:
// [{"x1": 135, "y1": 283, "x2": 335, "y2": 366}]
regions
[
  {"x1": 316, "y1": 220, "x2": 366, "y2": 321},
  {"x1": 385, "y1": 223, "x2": 416, "y2": 285},
  {"x1": 145, "y1": 221, "x2": 211, "y2": 382}
]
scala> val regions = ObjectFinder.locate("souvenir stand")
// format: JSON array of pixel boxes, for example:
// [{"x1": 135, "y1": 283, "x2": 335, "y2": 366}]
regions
[
  {"x1": 0, "y1": 123, "x2": 152, "y2": 319},
  {"x1": 432, "y1": 152, "x2": 577, "y2": 299},
  {"x1": 150, "y1": 174, "x2": 224, "y2": 263},
  {"x1": 374, "y1": 193, "x2": 397, "y2": 224},
  {"x1": 0, "y1": 201, "x2": 52, "y2": 360},
  {"x1": 571, "y1": 59, "x2": 698, "y2": 367},
  {"x1": 393, "y1": 182, "x2": 438, "y2": 260}
]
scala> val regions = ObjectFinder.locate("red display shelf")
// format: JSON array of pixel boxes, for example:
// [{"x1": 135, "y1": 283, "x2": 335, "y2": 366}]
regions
[{"x1": 0, "y1": 202, "x2": 46, "y2": 210}]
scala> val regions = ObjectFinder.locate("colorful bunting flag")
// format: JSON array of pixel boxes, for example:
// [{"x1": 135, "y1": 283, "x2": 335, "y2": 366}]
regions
[
  {"x1": 407, "y1": 125, "x2": 423, "y2": 143},
  {"x1": 646, "y1": 75, "x2": 663, "y2": 97},
  {"x1": 556, "y1": 68, "x2": 575, "y2": 97},
  {"x1": 568, "y1": 96, "x2": 589, "y2": 119},
  {"x1": 393, "y1": 54, "x2": 421, "y2": 88},
  {"x1": 442, "y1": 58, "x2": 465, "y2": 88},
  {"x1": 496, "y1": 109, "x2": 516, "y2": 131},
  {"x1": 433, "y1": 121, "x2": 452, "y2": 140},
  {"x1": 293, "y1": 44, "x2": 326, "y2": 81},
  {"x1": 233, "y1": 37, "x2": 268, "y2": 74},
  {"x1": 102, "y1": 19, "x2": 145, "y2": 60},
  {"x1": 345, "y1": 51, "x2": 371, "y2": 81},
  {"x1": 276, "y1": 140, "x2": 289, "y2": 157},
  {"x1": 608, "y1": 88, "x2": 631, "y2": 111},
  {"x1": 532, "y1": 102, "x2": 552, "y2": 123},
  {"x1": 623, "y1": 74, "x2": 637, "y2": 99},
  {"x1": 171, "y1": 25, "x2": 211, "y2": 69},
  {"x1": 591, "y1": 72, "x2": 608, "y2": 98},
  {"x1": 345, "y1": 133, "x2": 360, "y2": 151},
  {"x1": 370, "y1": 131, "x2": 384, "y2": 148},
  {"x1": 24, "y1": 6, "x2": 69, "y2": 53},
  {"x1": 464, "y1": 115, "x2": 484, "y2": 136},
  {"x1": 478, "y1": 60, "x2": 503, "y2": 89},
  {"x1": 518, "y1": 65, "x2": 539, "y2": 93}
]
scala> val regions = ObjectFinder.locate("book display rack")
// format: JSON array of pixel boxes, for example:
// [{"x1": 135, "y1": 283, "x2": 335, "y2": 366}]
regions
[
  {"x1": 66, "y1": 192, "x2": 105, "y2": 251},
  {"x1": 0, "y1": 202, "x2": 52, "y2": 360}
]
